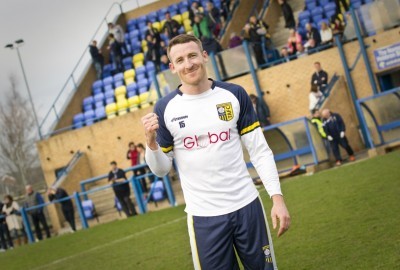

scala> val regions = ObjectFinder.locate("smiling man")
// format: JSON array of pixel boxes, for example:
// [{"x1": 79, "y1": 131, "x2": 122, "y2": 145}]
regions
[{"x1": 141, "y1": 34, "x2": 290, "y2": 270}]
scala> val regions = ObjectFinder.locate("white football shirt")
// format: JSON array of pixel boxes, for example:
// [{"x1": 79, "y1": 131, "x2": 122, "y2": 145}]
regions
[{"x1": 146, "y1": 80, "x2": 282, "y2": 216}]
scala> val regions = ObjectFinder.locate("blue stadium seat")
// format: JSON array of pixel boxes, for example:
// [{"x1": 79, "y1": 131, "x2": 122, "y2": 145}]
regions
[
  {"x1": 102, "y1": 64, "x2": 113, "y2": 78},
  {"x1": 129, "y1": 29, "x2": 140, "y2": 39},
  {"x1": 325, "y1": 10, "x2": 336, "y2": 20},
  {"x1": 323, "y1": 2, "x2": 337, "y2": 15},
  {"x1": 135, "y1": 65, "x2": 146, "y2": 76},
  {"x1": 138, "y1": 79, "x2": 149, "y2": 90},
  {"x1": 298, "y1": 10, "x2": 311, "y2": 22},
  {"x1": 105, "y1": 90, "x2": 115, "y2": 104},
  {"x1": 73, "y1": 113, "x2": 85, "y2": 129},
  {"x1": 311, "y1": 6, "x2": 324, "y2": 17},
  {"x1": 95, "y1": 106, "x2": 106, "y2": 120},
  {"x1": 94, "y1": 92, "x2": 105, "y2": 103},
  {"x1": 179, "y1": 1, "x2": 189, "y2": 9},
  {"x1": 127, "y1": 19, "x2": 137, "y2": 32},
  {"x1": 137, "y1": 15, "x2": 147, "y2": 25},
  {"x1": 84, "y1": 110, "x2": 95, "y2": 125},
  {"x1": 104, "y1": 84, "x2": 114, "y2": 93},
  {"x1": 82, "y1": 200, "x2": 97, "y2": 219},
  {"x1": 168, "y1": 4, "x2": 178, "y2": 13},
  {"x1": 150, "y1": 180, "x2": 166, "y2": 202},
  {"x1": 313, "y1": 14, "x2": 324, "y2": 23},
  {"x1": 114, "y1": 80, "x2": 124, "y2": 87},
  {"x1": 127, "y1": 82, "x2": 138, "y2": 94},
  {"x1": 136, "y1": 73, "x2": 147, "y2": 82},
  {"x1": 123, "y1": 57, "x2": 133, "y2": 70},
  {"x1": 95, "y1": 101, "x2": 104, "y2": 108},
  {"x1": 148, "y1": 12, "x2": 158, "y2": 23},
  {"x1": 103, "y1": 76, "x2": 114, "y2": 87},
  {"x1": 138, "y1": 87, "x2": 148, "y2": 94},
  {"x1": 127, "y1": 90, "x2": 137, "y2": 98},
  {"x1": 351, "y1": 0, "x2": 362, "y2": 8},
  {"x1": 92, "y1": 80, "x2": 103, "y2": 90},
  {"x1": 319, "y1": 0, "x2": 331, "y2": 6},
  {"x1": 130, "y1": 39, "x2": 142, "y2": 55},
  {"x1": 83, "y1": 96, "x2": 94, "y2": 111}
]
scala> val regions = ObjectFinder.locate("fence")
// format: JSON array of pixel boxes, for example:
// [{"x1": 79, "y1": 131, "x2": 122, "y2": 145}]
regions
[
  {"x1": 356, "y1": 87, "x2": 400, "y2": 148},
  {"x1": 244, "y1": 117, "x2": 329, "y2": 176}
]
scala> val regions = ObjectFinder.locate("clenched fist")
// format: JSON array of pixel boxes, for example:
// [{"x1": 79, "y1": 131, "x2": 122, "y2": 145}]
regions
[{"x1": 141, "y1": 113, "x2": 159, "y2": 150}]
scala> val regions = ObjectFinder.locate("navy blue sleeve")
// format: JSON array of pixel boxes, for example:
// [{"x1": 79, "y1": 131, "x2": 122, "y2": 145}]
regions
[
  {"x1": 336, "y1": 113, "x2": 346, "y2": 132},
  {"x1": 154, "y1": 95, "x2": 175, "y2": 153}
]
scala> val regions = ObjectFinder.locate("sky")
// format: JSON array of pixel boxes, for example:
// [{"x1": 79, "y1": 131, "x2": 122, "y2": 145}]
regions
[{"x1": 0, "y1": 0, "x2": 155, "y2": 134}]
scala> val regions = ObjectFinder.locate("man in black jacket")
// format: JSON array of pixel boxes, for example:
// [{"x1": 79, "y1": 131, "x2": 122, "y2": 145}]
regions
[
  {"x1": 305, "y1": 23, "x2": 321, "y2": 50},
  {"x1": 278, "y1": 0, "x2": 295, "y2": 29},
  {"x1": 89, "y1": 40, "x2": 104, "y2": 80},
  {"x1": 311, "y1": 62, "x2": 329, "y2": 92},
  {"x1": 162, "y1": 12, "x2": 180, "y2": 39},
  {"x1": 250, "y1": 94, "x2": 271, "y2": 127},
  {"x1": 322, "y1": 109, "x2": 355, "y2": 166},
  {"x1": 48, "y1": 187, "x2": 76, "y2": 231},
  {"x1": 108, "y1": 161, "x2": 137, "y2": 217}
]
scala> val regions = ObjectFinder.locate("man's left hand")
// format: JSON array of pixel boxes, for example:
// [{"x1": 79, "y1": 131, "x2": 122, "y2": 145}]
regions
[{"x1": 271, "y1": 195, "x2": 291, "y2": 237}]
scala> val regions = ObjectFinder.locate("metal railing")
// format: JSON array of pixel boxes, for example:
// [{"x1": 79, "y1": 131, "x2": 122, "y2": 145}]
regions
[{"x1": 38, "y1": 0, "x2": 159, "y2": 139}]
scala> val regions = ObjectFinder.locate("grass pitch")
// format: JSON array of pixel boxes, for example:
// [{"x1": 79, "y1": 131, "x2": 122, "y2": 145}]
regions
[{"x1": 1, "y1": 151, "x2": 399, "y2": 269}]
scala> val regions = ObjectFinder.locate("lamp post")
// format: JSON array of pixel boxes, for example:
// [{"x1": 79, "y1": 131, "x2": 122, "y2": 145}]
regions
[{"x1": 5, "y1": 39, "x2": 42, "y2": 139}]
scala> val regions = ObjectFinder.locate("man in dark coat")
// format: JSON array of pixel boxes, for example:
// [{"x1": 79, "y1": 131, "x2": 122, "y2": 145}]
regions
[
  {"x1": 162, "y1": 12, "x2": 180, "y2": 39},
  {"x1": 249, "y1": 94, "x2": 271, "y2": 127},
  {"x1": 278, "y1": 0, "x2": 296, "y2": 29},
  {"x1": 108, "y1": 161, "x2": 137, "y2": 217},
  {"x1": 322, "y1": 109, "x2": 356, "y2": 166},
  {"x1": 311, "y1": 62, "x2": 329, "y2": 92},
  {"x1": 305, "y1": 23, "x2": 322, "y2": 50},
  {"x1": 48, "y1": 187, "x2": 76, "y2": 231},
  {"x1": 89, "y1": 40, "x2": 104, "y2": 80}
]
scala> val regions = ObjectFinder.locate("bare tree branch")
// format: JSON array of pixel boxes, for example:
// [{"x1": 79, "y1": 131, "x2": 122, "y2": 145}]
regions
[{"x1": 0, "y1": 75, "x2": 40, "y2": 191}]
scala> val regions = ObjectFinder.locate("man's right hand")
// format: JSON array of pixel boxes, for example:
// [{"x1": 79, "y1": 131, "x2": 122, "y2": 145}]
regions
[{"x1": 141, "y1": 113, "x2": 159, "y2": 150}]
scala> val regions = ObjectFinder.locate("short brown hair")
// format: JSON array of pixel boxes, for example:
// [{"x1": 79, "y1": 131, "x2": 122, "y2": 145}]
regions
[{"x1": 167, "y1": 34, "x2": 203, "y2": 60}]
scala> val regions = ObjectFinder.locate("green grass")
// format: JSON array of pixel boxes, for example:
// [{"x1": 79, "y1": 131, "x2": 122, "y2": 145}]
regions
[{"x1": 2, "y1": 151, "x2": 399, "y2": 269}]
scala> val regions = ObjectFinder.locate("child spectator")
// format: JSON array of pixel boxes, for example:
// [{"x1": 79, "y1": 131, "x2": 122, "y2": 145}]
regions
[
  {"x1": 287, "y1": 29, "x2": 302, "y2": 55},
  {"x1": 2, "y1": 195, "x2": 24, "y2": 246},
  {"x1": 304, "y1": 23, "x2": 321, "y2": 50},
  {"x1": 228, "y1": 32, "x2": 242, "y2": 48},
  {"x1": 193, "y1": 14, "x2": 212, "y2": 39},
  {"x1": 126, "y1": 142, "x2": 139, "y2": 167},
  {"x1": 309, "y1": 84, "x2": 323, "y2": 113}
]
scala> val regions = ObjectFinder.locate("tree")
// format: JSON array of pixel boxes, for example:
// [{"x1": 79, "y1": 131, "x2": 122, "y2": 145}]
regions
[{"x1": 0, "y1": 75, "x2": 40, "y2": 194}]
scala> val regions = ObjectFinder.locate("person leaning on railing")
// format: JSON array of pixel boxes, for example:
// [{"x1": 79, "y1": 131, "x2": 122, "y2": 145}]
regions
[{"x1": 47, "y1": 187, "x2": 76, "y2": 232}]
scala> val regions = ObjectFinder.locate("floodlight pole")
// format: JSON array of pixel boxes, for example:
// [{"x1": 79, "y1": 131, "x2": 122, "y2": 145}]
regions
[{"x1": 5, "y1": 40, "x2": 42, "y2": 139}]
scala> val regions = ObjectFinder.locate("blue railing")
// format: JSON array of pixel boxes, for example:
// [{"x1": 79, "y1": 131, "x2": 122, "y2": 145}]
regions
[
  {"x1": 53, "y1": 151, "x2": 83, "y2": 185},
  {"x1": 355, "y1": 87, "x2": 400, "y2": 148}
]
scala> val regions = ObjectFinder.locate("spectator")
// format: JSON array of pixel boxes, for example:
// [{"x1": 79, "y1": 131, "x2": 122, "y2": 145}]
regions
[
  {"x1": 160, "y1": 54, "x2": 170, "y2": 71},
  {"x1": 126, "y1": 142, "x2": 139, "y2": 167},
  {"x1": 0, "y1": 201, "x2": 13, "y2": 251},
  {"x1": 304, "y1": 23, "x2": 321, "y2": 50},
  {"x1": 25, "y1": 185, "x2": 51, "y2": 241},
  {"x1": 189, "y1": 1, "x2": 202, "y2": 23},
  {"x1": 296, "y1": 43, "x2": 307, "y2": 58},
  {"x1": 2, "y1": 195, "x2": 24, "y2": 246},
  {"x1": 278, "y1": 0, "x2": 296, "y2": 29},
  {"x1": 228, "y1": 32, "x2": 242, "y2": 48},
  {"x1": 280, "y1": 47, "x2": 291, "y2": 62},
  {"x1": 322, "y1": 109, "x2": 356, "y2": 165},
  {"x1": 145, "y1": 21, "x2": 161, "y2": 46},
  {"x1": 162, "y1": 12, "x2": 180, "y2": 39},
  {"x1": 108, "y1": 33, "x2": 124, "y2": 73},
  {"x1": 193, "y1": 14, "x2": 212, "y2": 39},
  {"x1": 47, "y1": 187, "x2": 76, "y2": 232},
  {"x1": 287, "y1": 28, "x2": 302, "y2": 55},
  {"x1": 145, "y1": 34, "x2": 161, "y2": 71},
  {"x1": 108, "y1": 22, "x2": 128, "y2": 56},
  {"x1": 243, "y1": 17, "x2": 268, "y2": 65},
  {"x1": 108, "y1": 161, "x2": 137, "y2": 217},
  {"x1": 206, "y1": 2, "x2": 221, "y2": 37},
  {"x1": 309, "y1": 84, "x2": 323, "y2": 113},
  {"x1": 330, "y1": 14, "x2": 346, "y2": 36},
  {"x1": 320, "y1": 22, "x2": 333, "y2": 45},
  {"x1": 249, "y1": 94, "x2": 271, "y2": 127},
  {"x1": 220, "y1": 0, "x2": 231, "y2": 21},
  {"x1": 136, "y1": 143, "x2": 148, "y2": 193},
  {"x1": 89, "y1": 40, "x2": 104, "y2": 80},
  {"x1": 201, "y1": 36, "x2": 223, "y2": 55},
  {"x1": 311, "y1": 62, "x2": 329, "y2": 92},
  {"x1": 311, "y1": 109, "x2": 330, "y2": 154}
]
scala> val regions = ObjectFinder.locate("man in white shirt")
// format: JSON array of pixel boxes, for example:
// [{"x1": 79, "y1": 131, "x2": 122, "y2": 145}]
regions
[{"x1": 142, "y1": 34, "x2": 290, "y2": 270}]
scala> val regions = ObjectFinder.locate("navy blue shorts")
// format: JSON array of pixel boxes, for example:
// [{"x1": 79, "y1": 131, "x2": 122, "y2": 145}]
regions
[{"x1": 187, "y1": 197, "x2": 275, "y2": 270}]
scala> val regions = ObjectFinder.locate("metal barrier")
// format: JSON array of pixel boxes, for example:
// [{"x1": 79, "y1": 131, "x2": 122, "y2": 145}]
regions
[
  {"x1": 244, "y1": 117, "x2": 329, "y2": 175},
  {"x1": 80, "y1": 164, "x2": 176, "y2": 213},
  {"x1": 355, "y1": 87, "x2": 400, "y2": 148}
]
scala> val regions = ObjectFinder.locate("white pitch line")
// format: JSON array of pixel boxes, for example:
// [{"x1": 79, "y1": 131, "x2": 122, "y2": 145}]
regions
[{"x1": 32, "y1": 216, "x2": 186, "y2": 270}]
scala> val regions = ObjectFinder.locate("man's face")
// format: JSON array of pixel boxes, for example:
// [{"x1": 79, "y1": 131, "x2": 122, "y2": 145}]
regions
[
  {"x1": 315, "y1": 63, "x2": 321, "y2": 71},
  {"x1": 306, "y1": 23, "x2": 311, "y2": 31},
  {"x1": 26, "y1": 186, "x2": 33, "y2": 194},
  {"x1": 250, "y1": 16, "x2": 257, "y2": 24},
  {"x1": 111, "y1": 164, "x2": 117, "y2": 171},
  {"x1": 169, "y1": 41, "x2": 208, "y2": 87},
  {"x1": 165, "y1": 13, "x2": 171, "y2": 20}
]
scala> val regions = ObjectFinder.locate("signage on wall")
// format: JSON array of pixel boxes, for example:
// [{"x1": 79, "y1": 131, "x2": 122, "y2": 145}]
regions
[{"x1": 373, "y1": 42, "x2": 400, "y2": 71}]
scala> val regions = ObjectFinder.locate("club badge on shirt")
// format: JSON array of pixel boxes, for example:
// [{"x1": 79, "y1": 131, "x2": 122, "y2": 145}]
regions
[{"x1": 216, "y1": 102, "x2": 234, "y2": 121}]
